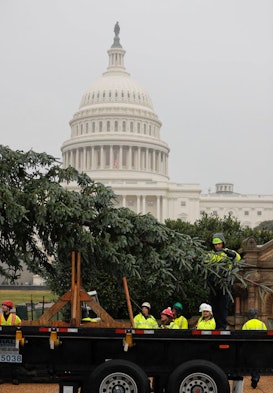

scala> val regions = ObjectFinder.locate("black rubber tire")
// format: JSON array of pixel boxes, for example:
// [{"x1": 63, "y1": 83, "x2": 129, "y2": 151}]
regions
[
  {"x1": 167, "y1": 359, "x2": 230, "y2": 393},
  {"x1": 86, "y1": 359, "x2": 150, "y2": 393}
]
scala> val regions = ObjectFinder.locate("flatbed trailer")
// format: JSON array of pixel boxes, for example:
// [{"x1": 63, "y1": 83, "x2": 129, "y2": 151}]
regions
[
  {"x1": 1, "y1": 252, "x2": 271, "y2": 393},
  {"x1": 1, "y1": 324, "x2": 273, "y2": 393}
]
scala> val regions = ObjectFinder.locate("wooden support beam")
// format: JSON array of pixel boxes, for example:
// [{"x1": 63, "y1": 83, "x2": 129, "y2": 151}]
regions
[{"x1": 22, "y1": 251, "x2": 131, "y2": 328}]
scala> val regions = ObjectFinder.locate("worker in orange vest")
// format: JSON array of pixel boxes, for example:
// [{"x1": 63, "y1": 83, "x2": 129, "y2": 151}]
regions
[
  {"x1": 0, "y1": 300, "x2": 21, "y2": 385},
  {"x1": 0, "y1": 300, "x2": 21, "y2": 325}
]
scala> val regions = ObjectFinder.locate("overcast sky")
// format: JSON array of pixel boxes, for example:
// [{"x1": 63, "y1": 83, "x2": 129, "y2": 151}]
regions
[{"x1": 1, "y1": 1, "x2": 272, "y2": 194}]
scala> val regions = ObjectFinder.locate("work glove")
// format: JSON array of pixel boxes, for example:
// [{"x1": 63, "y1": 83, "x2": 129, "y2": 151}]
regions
[{"x1": 223, "y1": 249, "x2": 236, "y2": 259}]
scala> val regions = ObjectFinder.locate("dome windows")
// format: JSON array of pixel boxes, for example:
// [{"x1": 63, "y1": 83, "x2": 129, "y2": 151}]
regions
[
  {"x1": 80, "y1": 84, "x2": 154, "y2": 108},
  {"x1": 76, "y1": 119, "x2": 156, "y2": 136}
]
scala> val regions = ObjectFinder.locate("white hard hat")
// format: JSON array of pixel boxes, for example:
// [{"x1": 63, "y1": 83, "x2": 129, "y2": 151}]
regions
[
  {"x1": 199, "y1": 303, "x2": 212, "y2": 313},
  {"x1": 141, "y1": 302, "x2": 151, "y2": 309}
]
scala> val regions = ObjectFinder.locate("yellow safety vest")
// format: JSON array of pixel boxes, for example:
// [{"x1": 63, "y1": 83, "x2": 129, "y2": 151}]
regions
[
  {"x1": 0, "y1": 313, "x2": 21, "y2": 326},
  {"x1": 242, "y1": 319, "x2": 267, "y2": 330},
  {"x1": 174, "y1": 315, "x2": 188, "y2": 329},
  {"x1": 196, "y1": 316, "x2": 216, "y2": 330},
  {"x1": 133, "y1": 313, "x2": 158, "y2": 329},
  {"x1": 160, "y1": 321, "x2": 179, "y2": 329}
]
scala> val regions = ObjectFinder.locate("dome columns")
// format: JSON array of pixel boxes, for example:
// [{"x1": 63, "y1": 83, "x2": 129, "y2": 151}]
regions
[
  {"x1": 63, "y1": 143, "x2": 168, "y2": 177},
  {"x1": 119, "y1": 194, "x2": 167, "y2": 222}
]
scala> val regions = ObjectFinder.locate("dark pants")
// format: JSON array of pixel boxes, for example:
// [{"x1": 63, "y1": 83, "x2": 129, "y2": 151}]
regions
[
  {"x1": 209, "y1": 287, "x2": 229, "y2": 330},
  {"x1": 251, "y1": 371, "x2": 260, "y2": 387}
]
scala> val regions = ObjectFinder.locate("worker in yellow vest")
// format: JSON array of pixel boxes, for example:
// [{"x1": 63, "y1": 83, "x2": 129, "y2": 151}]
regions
[
  {"x1": 159, "y1": 308, "x2": 179, "y2": 329},
  {"x1": 196, "y1": 303, "x2": 216, "y2": 330},
  {"x1": 242, "y1": 308, "x2": 267, "y2": 389},
  {"x1": 172, "y1": 302, "x2": 188, "y2": 329},
  {"x1": 0, "y1": 300, "x2": 21, "y2": 385},
  {"x1": 133, "y1": 302, "x2": 158, "y2": 329},
  {"x1": 0, "y1": 300, "x2": 21, "y2": 326}
]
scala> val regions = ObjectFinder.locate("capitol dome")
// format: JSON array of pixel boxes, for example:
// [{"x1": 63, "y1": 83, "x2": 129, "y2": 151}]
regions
[
  {"x1": 62, "y1": 22, "x2": 169, "y2": 183},
  {"x1": 79, "y1": 23, "x2": 153, "y2": 111},
  {"x1": 79, "y1": 68, "x2": 154, "y2": 111},
  {"x1": 61, "y1": 23, "x2": 201, "y2": 224}
]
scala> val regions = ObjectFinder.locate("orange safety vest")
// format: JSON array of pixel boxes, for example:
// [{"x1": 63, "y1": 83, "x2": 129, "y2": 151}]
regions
[{"x1": 0, "y1": 313, "x2": 19, "y2": 326}]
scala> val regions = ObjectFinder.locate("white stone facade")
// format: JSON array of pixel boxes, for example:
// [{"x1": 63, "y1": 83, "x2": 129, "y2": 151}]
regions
[
  {"x1": 200, "y1": 183, "x2": 273, "y2": 228},
  {"x1": 61, "y1": 25, "x2": 273, "y2": 229}
]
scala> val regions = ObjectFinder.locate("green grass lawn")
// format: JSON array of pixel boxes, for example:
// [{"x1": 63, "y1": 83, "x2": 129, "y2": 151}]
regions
[
  {"x1": 0, "y1": 289, "x2": 57, "y2": 306},
  {"x1": 0, "y1": 289, "x2": 61, "y2": 321}
]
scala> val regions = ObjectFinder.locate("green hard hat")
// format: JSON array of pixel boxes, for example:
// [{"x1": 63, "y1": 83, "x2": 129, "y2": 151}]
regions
[
  {"x1": 173, "y1": 302, "x2": 183, "y2": 310},
  {"x1": 212, "y1": 237, "x2": 223, "y2": 244}
]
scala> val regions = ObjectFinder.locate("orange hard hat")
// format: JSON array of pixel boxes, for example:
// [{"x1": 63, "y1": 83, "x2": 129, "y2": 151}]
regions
[{"x1": 2, "y1": 300, "x2": 14, "y2": 309}]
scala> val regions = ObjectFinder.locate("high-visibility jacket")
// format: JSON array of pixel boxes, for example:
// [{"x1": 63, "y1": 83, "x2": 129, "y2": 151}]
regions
[
  {"x1": 173, "y1": 315, "x2": 188, "y2": 329},
  {"x1": 160, "y1": 321, "x2": 179, "y2": 329},
  {"x1": 196, "y1": 316, "x2": 216, "y2": 330},
  {"x1": 0, "y1": 313, "x2": 21, "y2": 326},
  {"x1": 242, "y1": 318, "x2": 267, "y2": 330},
  {"x1": 133, "y1": 313, "x2": 158, "y2": 329},
  {"x1": 205, "y1": 249, "x2": 241, "y2": 266}
]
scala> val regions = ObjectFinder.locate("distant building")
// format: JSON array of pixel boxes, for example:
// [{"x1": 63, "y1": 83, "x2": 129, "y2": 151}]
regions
[
  {"x1": 200, "y1": 183, "x2": 273, "y2": 228},
  {"x1": 0, "y1": 262, "x2": 33, "y2": 286}
]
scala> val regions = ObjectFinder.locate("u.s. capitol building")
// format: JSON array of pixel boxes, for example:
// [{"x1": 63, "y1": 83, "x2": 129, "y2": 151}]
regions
[{"x1": 61, "y1": 24, "x2": 273, "y2": 229}]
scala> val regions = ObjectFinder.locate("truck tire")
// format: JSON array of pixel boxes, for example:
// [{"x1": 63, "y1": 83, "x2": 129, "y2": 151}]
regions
[
  {"x1": 86, "y1": 359, "x2": 150, "y2": 393},
  {"x1": 167, "y1": 359, "x2": 230, "y2": 393}
]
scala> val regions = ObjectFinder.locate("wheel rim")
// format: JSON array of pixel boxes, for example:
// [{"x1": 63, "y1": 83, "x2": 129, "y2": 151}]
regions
[
  {"x1": 99, "y1": 371, "x2": 138, "y2": 393},
  {"x1": 179, "y1": 371, "x2": 218, "y2": 393}
]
